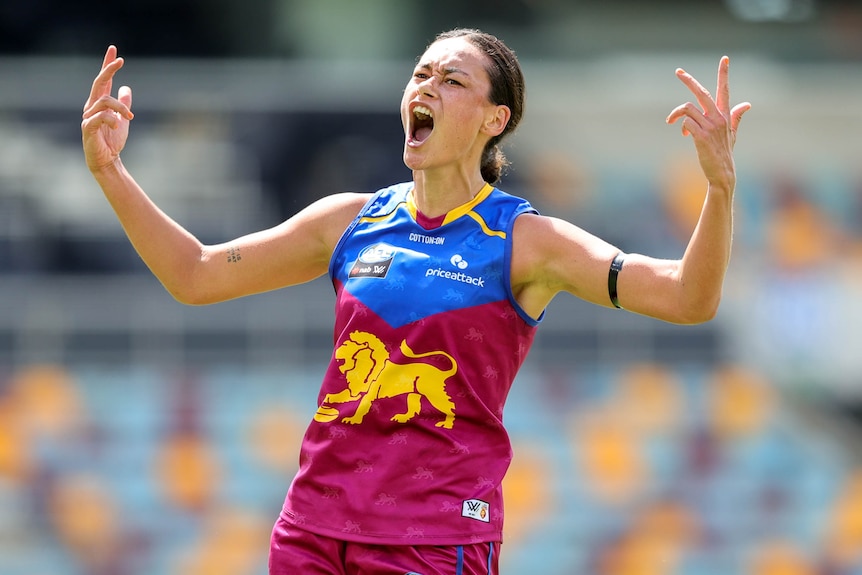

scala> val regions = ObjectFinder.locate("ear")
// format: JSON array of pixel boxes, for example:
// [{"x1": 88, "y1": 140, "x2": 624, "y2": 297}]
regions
[{"x1": 482, "y1": 105, "x2": 511, "y2": 138}]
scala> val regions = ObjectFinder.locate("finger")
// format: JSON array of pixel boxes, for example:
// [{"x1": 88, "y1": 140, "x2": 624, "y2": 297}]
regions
[
  {"x1": 94, "y1": 46, "x2": 119, "y2": 98},
  {"x1": 675, "y1": 67, "x2": 719, "y2": 117},
  {"x1": 730, "y1": 102, "x2": 751, "y2": 128},
  {"x1": 101, "y1": 45, "x2": 117, "y2": 70},
  {"x1": 82, "y1": 109, "x2": 121, "y2": 131},
  {"x1": 730, "y1": 101, "x2": 751, "y2": 132},
  {"x1": 84, "y1": 60, "x2": 123, "y2": 112},
  {"x1": 92, "y1": 56, "x2": 124, "y2": 99},
  {"x1": 715, "y1": 56, "x2": 730, "y2": 115},
  {"x1": 681, "y1": 116, "x2": 705, "y2": 138},
  {"x1": 118, "y1": 85, "x2": 133, "y2": 111},
  {"x1": 82, "y1": 95, "x2": 133, "y2": 121},
  {"x1": 665, "y1": 101, "x2": 705, "y2": 126},
  {"x1": 84, "y1": 49, "x2": 124, "y2": 111}
]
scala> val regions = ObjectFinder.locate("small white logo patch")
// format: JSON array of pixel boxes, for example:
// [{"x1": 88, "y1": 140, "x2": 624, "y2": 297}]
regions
[
  {"x1": 350, "y1": 243, "x2": 395, "y2": 278},
  {"x1": 462, "y1": 499, "x2": 490, "y2": 523}
]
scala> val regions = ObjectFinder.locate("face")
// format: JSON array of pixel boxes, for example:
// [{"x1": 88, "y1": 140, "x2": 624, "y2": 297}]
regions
[{"x1": 401, "y1": 36, "x2": 510, "y2": 175}]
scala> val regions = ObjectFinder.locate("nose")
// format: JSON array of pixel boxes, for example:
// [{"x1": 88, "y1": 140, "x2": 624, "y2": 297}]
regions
[{"x1": 417, "y1": 76, "x2": 437, "y2": 98}]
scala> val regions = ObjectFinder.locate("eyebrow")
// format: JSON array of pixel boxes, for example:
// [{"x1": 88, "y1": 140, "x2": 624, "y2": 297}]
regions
[{"x1": 416, "y1": 62, "x2": 470, "y2": 77}]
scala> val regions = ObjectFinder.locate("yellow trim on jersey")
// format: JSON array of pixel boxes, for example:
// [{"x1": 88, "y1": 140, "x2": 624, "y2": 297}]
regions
[
  {"x1": 404, "y1": 183, "x2": 507, "y2": 238},
  {"x1": 440, "y1": 183, "x2": 494, "y2": 226},
  {"x1": 405, "y1": 192, "x2": 418, "y2": 221},
  {"x1": 465, "y1": 211, "x2": 506, "y2": 238},
  {"x1": 359, "y1": 206, "x2": 404, "y2": 224}
]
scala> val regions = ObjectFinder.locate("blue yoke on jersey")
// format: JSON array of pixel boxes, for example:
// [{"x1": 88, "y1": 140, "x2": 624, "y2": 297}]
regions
[{"x1": 334, "y1": 181, "x2": 540, "y2": 328}]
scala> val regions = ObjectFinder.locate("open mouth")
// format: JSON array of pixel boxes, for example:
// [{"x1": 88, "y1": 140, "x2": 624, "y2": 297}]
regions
[{"x1": 411, "y1": 105, "x2": 434, "y2": 143}]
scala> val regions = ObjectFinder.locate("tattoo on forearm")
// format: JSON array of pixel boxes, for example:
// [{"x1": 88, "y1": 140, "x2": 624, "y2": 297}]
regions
[{"x1": 227, "y1": 247, "x2": 242, "y2": 263}]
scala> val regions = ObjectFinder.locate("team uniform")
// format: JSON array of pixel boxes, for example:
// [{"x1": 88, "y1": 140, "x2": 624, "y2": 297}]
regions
[{"x1": 271, "y1": 182, "x2": 541, "y2": 574}]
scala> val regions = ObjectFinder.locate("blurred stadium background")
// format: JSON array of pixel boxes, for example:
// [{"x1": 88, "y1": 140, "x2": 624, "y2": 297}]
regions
[{"x1": 2, "y1": 0, "x2": 862, "y2": 573}]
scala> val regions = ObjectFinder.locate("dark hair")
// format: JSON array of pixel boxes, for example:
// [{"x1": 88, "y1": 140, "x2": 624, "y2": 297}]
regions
[{"x1": 431, "y1": 28, "x2": 525, "y2": 184}]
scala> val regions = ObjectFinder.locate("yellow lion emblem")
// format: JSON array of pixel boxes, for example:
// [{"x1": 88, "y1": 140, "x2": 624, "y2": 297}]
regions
[{"x1": 314, "y1": 331, "x2": 458, "y2": 428}]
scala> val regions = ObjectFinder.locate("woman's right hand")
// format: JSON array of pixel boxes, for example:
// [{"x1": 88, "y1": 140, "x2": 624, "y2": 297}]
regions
[{"x1": 81, "y1": 45, "x2": 135, "y2": 173}]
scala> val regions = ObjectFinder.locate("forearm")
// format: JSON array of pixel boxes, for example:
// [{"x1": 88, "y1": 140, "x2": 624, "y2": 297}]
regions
[
  {"x1": 676, "y1": 180, "x2": 734, "y2": 320},
  {"x1": 91, "y1": 158, "x2": 205, "y2": 300}
]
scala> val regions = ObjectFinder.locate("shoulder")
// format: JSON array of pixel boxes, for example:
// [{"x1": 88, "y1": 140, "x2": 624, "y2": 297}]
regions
[
  {"x1": 512, "y1": 212, "x2": 564, "y2": 249},
  {"x1": 511, "y1": 212, "x2": 561, "y2": 278},
  {"x1": 299, "y1": 192, "x2": 371, "y2": 230},
  {"x1": 510, "y1": 211, "x2": 597, "y2": 268},
  {"x1": 311, "y1": 191, "x2": 373, "y2": 214},
  {"x1": 512, "y1": 211, "x2": 611, "y2": 256},
  {"x1": 359, "y1": 182, "x2": 414, "y2": 218},
  {"x1": 279, "y1": 192, "x2": 371, "y2": 254}
]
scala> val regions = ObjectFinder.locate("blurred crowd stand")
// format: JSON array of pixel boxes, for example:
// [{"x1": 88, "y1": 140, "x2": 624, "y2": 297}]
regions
[
  {"x1": 2, "y1": 50, "x2": 862, "y2": 574},
  {"x1": 1, "y1": 359, "x2": 861, "y2": 574}
]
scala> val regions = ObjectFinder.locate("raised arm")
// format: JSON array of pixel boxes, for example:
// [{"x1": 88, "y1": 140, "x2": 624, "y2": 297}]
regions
[
  {"x1": 81, "y1": 46, "x2": 366, "y2": 305},
  {"x1": 512, "y1": 56, "x2": 750, "y2": 324}
]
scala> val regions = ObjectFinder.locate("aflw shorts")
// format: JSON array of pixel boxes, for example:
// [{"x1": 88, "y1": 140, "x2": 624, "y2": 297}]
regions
[{"x1": 269, "y1": 514, "x2": 500, "y2": 575}]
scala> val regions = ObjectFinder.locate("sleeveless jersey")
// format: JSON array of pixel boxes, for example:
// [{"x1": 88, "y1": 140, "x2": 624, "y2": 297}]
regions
[{"x1": 281, "y1": 181, "x2": 541, "y2": 545}]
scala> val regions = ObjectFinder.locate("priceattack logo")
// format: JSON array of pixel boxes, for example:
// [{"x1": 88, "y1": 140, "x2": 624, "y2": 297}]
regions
[{"x1": 425, "y1": 254, "x2": 485, "y2": 287}]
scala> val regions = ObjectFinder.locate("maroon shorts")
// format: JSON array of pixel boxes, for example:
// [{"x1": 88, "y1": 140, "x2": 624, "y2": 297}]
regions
[{"x1": 269, "y1": 514, "x2": 500, "y2": 575}]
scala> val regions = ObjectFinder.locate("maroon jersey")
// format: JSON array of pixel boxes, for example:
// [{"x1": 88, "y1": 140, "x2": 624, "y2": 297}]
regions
[{"x1": 281, "y1": 182, "x2": 541, "y2": 544}]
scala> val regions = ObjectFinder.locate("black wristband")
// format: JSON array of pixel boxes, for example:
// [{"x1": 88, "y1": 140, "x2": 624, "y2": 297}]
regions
[{"x1": 607, "y1": 252, "x2": 625, "y2": 309}]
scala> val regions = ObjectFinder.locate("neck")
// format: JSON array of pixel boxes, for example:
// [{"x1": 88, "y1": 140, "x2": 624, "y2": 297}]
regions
[{"x1": 410, "y1": 168, "x2": 487, "y2": 218}]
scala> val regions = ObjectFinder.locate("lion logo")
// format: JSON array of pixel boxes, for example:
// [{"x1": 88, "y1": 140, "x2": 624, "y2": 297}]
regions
[{"x1": 314, "y1": 331, "x2": 458, "y2": 429}]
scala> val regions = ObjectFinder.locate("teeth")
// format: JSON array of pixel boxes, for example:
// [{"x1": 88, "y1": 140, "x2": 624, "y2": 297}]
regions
[{"x1": 413, "y1": 105, "x2": 433, "y2": 119}]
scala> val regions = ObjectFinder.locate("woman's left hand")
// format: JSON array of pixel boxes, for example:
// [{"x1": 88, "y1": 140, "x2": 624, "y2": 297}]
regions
[{"x1": 666, "y1": 56, "x2": 751, "y2": 191}]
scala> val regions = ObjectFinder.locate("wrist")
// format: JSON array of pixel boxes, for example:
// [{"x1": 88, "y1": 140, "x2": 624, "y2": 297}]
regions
[
  {"x1": 707, "y1": 173, "x2": 735, "y2": 197},
  {"x1": 706, "y1": 162, "x2": 736, "y2": 194},
  {"x1": 88, "y1": 156, "x2": 125, "y2": 179}
]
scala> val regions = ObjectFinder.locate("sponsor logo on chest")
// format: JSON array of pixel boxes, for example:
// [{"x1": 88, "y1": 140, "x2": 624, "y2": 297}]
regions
[
  {"x1": 349, "y1": 240, "x2": 488, "y2": 289},
  {"x1": 349, "y1": 243, "x2": 395, "y2": 278}
]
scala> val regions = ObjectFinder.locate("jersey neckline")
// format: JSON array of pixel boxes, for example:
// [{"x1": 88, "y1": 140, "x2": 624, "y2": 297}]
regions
[{"x1": 406, "y1": 183, "x2": 494, "y2": 230}]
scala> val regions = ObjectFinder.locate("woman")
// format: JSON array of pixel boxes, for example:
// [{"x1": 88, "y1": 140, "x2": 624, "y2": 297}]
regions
[{"x1": 82, "y1": 28, "x2": 749, "y2": 575}]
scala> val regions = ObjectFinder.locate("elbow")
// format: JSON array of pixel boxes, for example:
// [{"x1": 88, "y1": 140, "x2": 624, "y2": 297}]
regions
[
  {"x1": 674, "y1": 292, "x2": 721, "y2": 325},
  {"x1": 162, "y1": 276, "x2": 213, "y2": 306},
  {"x1": 167, "y1": 285, "x2": 218, "y2": 306},
  {"x1": 678, "y1": 306, "x2": 718, "y2": 325},
  {"x1": 169, "y1": 291, "x2": 204, "y2": 306},
  {"x1": 160, "y1": 256, "x2": 221, "y2": 306},
  {"x1": 165, "y1": 285, "x2": 202, "y2": 306}
]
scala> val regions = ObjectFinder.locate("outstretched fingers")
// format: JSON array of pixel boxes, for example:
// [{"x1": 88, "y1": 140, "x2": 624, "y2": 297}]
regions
[
  {"x1": 83, "y1": 46, "x2": 133, "y2": 121},
  {"x1": 84, "y1": 46, "x2": 118, "y2": 111},
  {"x1": 715, "y1": 55, "x2": 730, "y2": 114},
  {"x1": 665, "y1": 69, "x2": 714, "y2": 137},
  {"x1": 666, "y1": 56, "x2": 751, "y2": 139},
  {"x1": 675, "y1": 66, "x2": 719, "y2": 119},
  {"x1": 664, "y1": 56, "x2": 752, "y2": 189}
]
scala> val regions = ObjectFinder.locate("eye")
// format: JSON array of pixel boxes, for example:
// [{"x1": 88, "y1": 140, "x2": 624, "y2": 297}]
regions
[
  {"x1": 445, "y1": 79, "x2": 462, "y2": 86},
  {"x1": 414, "y1": 72, "x2": 429, "y2": 80}
]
